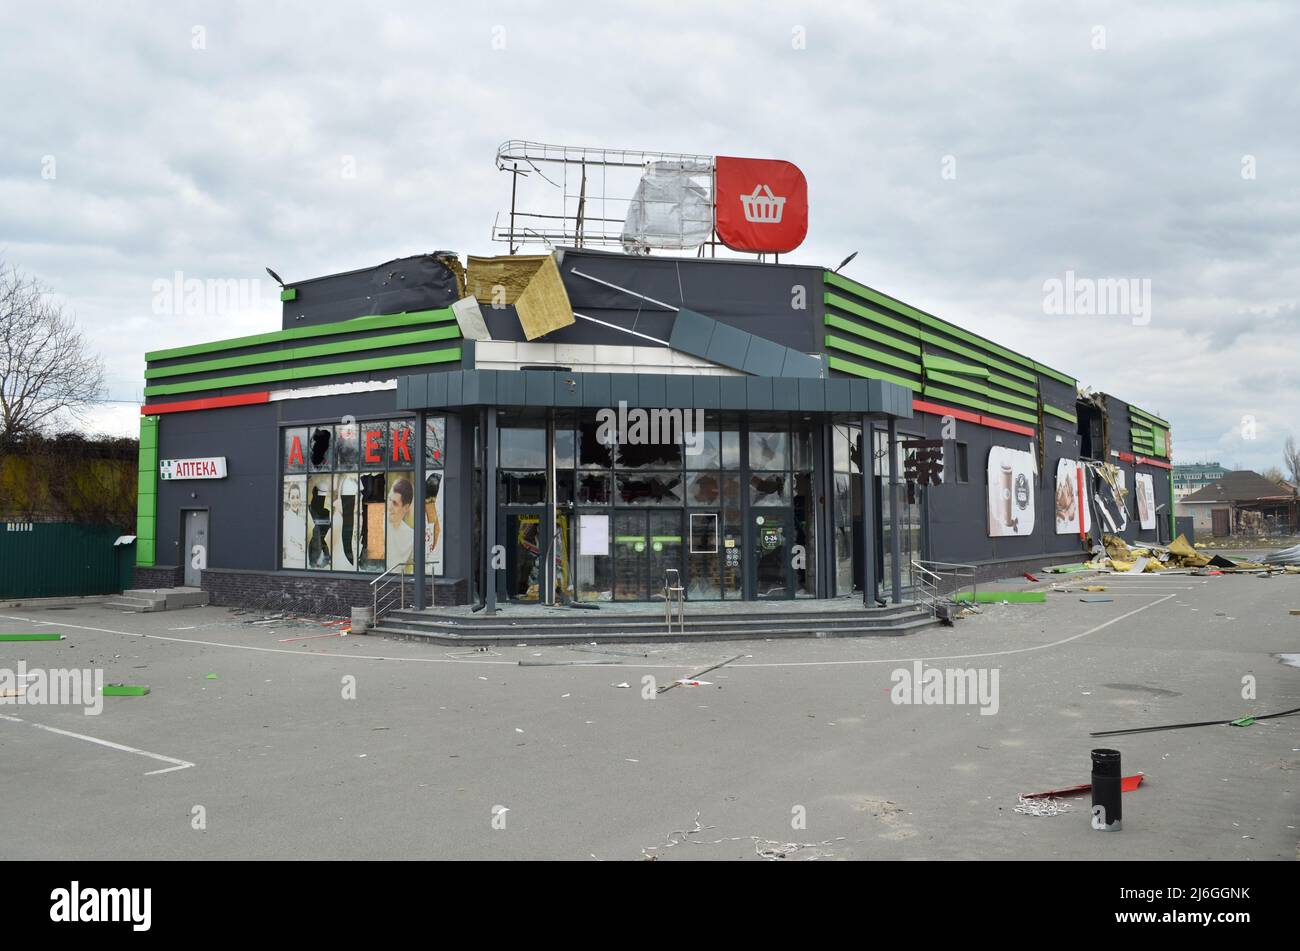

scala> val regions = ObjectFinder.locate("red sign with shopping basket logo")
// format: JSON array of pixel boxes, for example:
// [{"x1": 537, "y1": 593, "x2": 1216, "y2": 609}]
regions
[{"x1": 714, "y1": 156, "x2": 808, "y2": 253}]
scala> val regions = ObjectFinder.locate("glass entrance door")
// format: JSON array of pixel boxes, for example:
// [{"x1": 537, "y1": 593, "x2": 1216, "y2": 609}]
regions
[
  {"x1": 501, "y1": 509, "x2": 573, "y2": 603},
  {"x1": 612, "y1": 510, "x2": 682, "y2": 601},
  {"x1": 750, "y1": 510, "x2": 793, "y2": 599},
  {"x1": 503, "y1": 510, "x2": 544, "y2": 602}
]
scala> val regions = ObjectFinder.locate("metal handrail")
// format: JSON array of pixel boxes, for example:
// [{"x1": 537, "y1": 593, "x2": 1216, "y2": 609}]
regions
[
  {"x1": 662, "y1": 568, "x2": 685, "y2": 636},
  {"x1": 370, "y1": 563, "x2": 409, "y2": 621},
  {"x1": 910, "y1": 560, "x2": 979, "y2": 616}
]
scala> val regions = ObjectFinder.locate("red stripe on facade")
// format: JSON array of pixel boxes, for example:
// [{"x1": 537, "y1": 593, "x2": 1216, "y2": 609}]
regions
[
  {"x1": 141, "y1": 392, "x2": 270, "y2": 415},
  {"x1": 1135, "y1": 456, "x2": 1172, "y2": 470},
  {"x1": 912, "y1": 399, "x2": 1037, "y2": 438}
]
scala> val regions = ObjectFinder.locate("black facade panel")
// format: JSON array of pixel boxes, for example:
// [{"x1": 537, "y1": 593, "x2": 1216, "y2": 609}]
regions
[
  {"x1": 771, "y1": 377, "x2": 800, "y2": 411},
  {"x1": 918, "y1": 411, "x2": 1088, "y2": 568},
  {"x1": 558, "y1": 248, "x2": 823, "y2": 353},
  {"x1": 637, "y1": 374, "x2": 668, "y2": 408},
  {"x1": 154, "y1": 390, "x2": 403, "y2": 575},
  {"x1": 745, "y1": 377, "x2": 773, "y2": 411},
  {"x1": 665, "y1": 375, "x2": 694, "y2": 410},
  {"x1": 692, "y1": 376, "x2": 721, "y2": 409},
  {"x1": 282, "y1": 254, "x2": 460, "y2": 329}
]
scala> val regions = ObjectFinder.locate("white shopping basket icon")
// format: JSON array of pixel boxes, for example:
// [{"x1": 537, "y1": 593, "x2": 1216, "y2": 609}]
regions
[{"x1": 740, "y1": 184, "x2": 785, "y2": 224}]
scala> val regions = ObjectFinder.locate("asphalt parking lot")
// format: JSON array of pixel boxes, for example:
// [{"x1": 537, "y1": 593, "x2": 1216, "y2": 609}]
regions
[{"x1": 2, "y1": 570, "x2": 1297, "y2": 860}]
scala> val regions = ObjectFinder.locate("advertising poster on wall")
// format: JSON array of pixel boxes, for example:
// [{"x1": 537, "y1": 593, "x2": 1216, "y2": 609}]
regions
[
  {"x1": 385, "y1": 471, "x2": 416, "y2": 570},
  {"x1": 1135, "y1": 472, "x2": 1157, "y2": 530},
  {"x1": 282, "y1": 476, "x2": 307, "y2": 568},
  {"x1": 424, "y1": 470, "x2": 444, "y2": 576},
  {"x1": 987, "y1": 446, "x2": 1037, "y2": 537},
  {"x1": 332, "y1": 474, "x2": 360, "y2": 571},
  {"x1": 1054, "y1": 458, "x2": 1091, "y2": 535}
]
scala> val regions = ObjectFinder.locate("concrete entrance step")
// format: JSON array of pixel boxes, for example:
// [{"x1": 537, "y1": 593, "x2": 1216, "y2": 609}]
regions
[
  {"x1": 105, "y1": 587, "x2": 209, "y2": 612},
  {"x1": 371, "y1": 604, "x2": 938, "y2": 645}
]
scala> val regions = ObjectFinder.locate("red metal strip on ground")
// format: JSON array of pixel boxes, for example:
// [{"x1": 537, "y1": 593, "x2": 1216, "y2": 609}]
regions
[
  {"x1": 1022, "y1": 774, "x2": 1144, "y2": 799},
  {"x1": 141, "y1": 392, "x2": 270, "y2": 415}
]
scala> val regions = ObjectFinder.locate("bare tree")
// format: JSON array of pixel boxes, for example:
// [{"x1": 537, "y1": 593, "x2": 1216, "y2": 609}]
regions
[
  {"x1": 1262, "y1": 465, "x2": 1285, "y2": 485},
  {"x1": 1285, "y1": 435, "x2": 1300, "y2": 487},
  {"x1": 0, "y1": 260, "x2": 104, "y2": 442}
]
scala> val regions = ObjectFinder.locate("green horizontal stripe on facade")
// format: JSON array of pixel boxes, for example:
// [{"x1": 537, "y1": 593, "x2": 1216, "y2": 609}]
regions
[
  {"x1": 144, "y1": 347, "x2": 462, "y2": 396},
  {"x1": 923, "y1": 385, "x2": 1039, "y2": 425},
  {"x1": 924, "y1": 368, "x2": 1038, "y2": 411},
  {"x1": 922, "y1": 385, "x2": 986, "y2": 414},
  {"x1": 826, "y1": 355, "x2": 922, "y2": 392},
  {"x1": 827, "y1": 290, "x2": 1037, "y2": 384},
  {"x1": 145, "y1": 325, "x2": 461, "y2": 379},
  {"x1": 1033, "y1": 362, "x2": 1076, "y2": 387},
  {"x1": 1043, "y1": 403, "x2": 1077, "y2": 423},
  {"x1": 1130, "y1": 406, "x2": 1170, "y2": 428},
  {"x1": 981, "y1": 385, "x2": 1040, "y2": 412},
  {"x1": 987, "y1": 372, "x2": 1038, "y2": 398},
  {"x1": 916, "y1": 331, "x2": 1037, "y2": 383},
  {"x1": 987, "y1": 404, "x2": 1040, "y2": 426},
  {"x1": 145, "y1": 308, "x2": 457, "y2": 362},
  {"x1": 824, "y1": 334, "x2": 923, "y2": 375},
  {"x1": 825, "y1": 271, "x2": 1040, "y2": 373},
  {"x1": 823, "y1": 312, "x2": 921, "y2": 355},
  {"x1": 926, "y1": 370, "x2": 988, "y2": 399},
  {"x1": 922, "y1": 354, "x2": 989, "y2": 377},
  {"x1": 824, "y1": 293, "x2": 921, "y2": 343}
]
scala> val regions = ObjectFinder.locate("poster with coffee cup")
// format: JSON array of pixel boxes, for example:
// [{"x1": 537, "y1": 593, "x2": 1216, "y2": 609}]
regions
[{"x1": 987, "y1": 445, "x2": 1037, "y2": 537}]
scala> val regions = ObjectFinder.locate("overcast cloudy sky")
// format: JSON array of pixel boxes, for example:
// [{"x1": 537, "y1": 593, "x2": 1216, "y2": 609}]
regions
[{"x1": 2, "y1": 1, "x2": 1297, "y2": 472}]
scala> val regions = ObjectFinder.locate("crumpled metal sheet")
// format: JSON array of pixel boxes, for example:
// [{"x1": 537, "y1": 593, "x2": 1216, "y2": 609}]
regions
[
  {"x1": 621, "y1": 161, "x2": 714, "y2": 253},
  {"x1": 1264, "y1": 543, "x2": 1300, "y2": 566}
]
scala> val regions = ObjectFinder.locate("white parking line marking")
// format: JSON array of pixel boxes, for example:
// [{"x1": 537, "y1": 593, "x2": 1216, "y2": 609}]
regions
[
  {"x1": 0, "y1": 713, "x2": 195, "y2": 776},
  {"x1": 2, "y1": 594, "x2": 1177, "y2": 670}
]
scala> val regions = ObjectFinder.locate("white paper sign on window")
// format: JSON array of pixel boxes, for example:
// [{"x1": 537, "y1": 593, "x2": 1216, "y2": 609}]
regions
[{"x1": 579, "y1": 514, "x2": 610, "y2": 556}]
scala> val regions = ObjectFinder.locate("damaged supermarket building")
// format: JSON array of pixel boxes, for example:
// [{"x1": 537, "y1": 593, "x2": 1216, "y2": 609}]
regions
[{"x1": 132, "y1": 143, "x2": 1175, "y2": 617}]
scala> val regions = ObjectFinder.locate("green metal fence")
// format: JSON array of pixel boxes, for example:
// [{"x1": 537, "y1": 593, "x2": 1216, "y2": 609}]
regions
[{"x1": 0, "y1": 521, "x2": 134, "y2": 599}]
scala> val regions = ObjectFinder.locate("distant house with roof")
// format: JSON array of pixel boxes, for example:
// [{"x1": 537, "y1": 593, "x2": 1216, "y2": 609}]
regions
[{"x1": 1174, "y1": 469, "x2": 1298, "y2": 537}]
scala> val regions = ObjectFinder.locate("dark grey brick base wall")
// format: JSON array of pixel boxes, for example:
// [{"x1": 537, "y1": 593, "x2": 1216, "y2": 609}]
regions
[
  {"x1": 201, "y1": 568, "x2": 467, "y2": 617},
  {"x1": 133, "y1": 565, "x2": 184, "y2": 589},
  {"x1": 932, "y1": 551, "x2": 1089, "y2": 595}
]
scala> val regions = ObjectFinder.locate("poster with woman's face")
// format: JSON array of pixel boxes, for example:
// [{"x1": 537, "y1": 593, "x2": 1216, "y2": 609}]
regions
[
  {"x1": 1054, "y1": 458, "x2": 1092, "y2": 535},
  {"x1": 385, "y1": 471, "x2": 416, "y2": 570},
  {"x1": 987, "y1": 445, "x2": 1036, "y2": 537},
  {"x1": 281, "y1": 476, "x2": 307, "y2": 568}
]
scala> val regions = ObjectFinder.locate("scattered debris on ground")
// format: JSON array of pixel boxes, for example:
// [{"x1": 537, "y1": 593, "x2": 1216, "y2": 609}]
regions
[
  {"x1": 518, "y1": 659, "x2": 622, "y2": 667},
  {"x1": 1014, "y1": 795, "x2": 1072, "y2": 817},
  {"x1": 657, "y1": 655, "x2": 744, "y2": 694},
  {"x1": 1087, "y1": 533, "x2": 1298, "y2": 575},
  {"x1": 640, "y1": 812, "x2": 845, "y2": 861}
]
